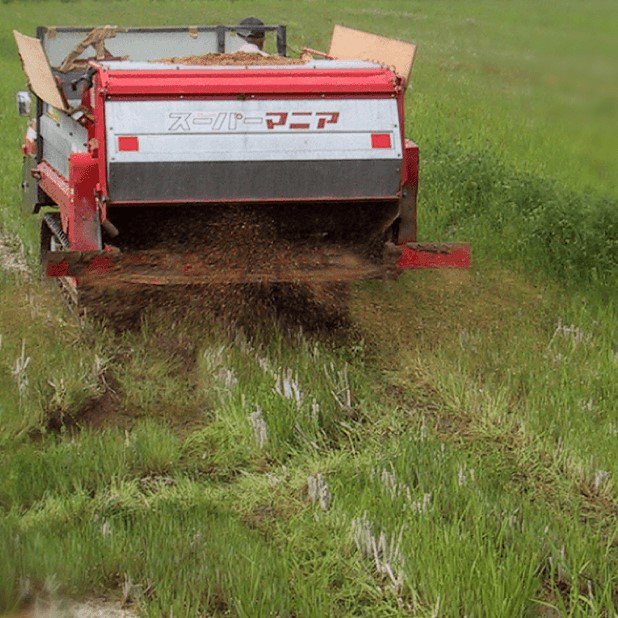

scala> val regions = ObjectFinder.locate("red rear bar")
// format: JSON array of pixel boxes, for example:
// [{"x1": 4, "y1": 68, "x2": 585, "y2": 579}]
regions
[{"x1": 99, "y1": 68, "x2": 401, "y2": 97}]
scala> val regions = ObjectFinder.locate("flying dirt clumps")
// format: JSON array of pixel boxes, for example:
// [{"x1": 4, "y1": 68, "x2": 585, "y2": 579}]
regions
[
  {"x1": 157, "y1": 52, "x2": 307, "y2": 66},
  {"x1": 75, "y1": 206, "x2": 356, "y2": 333}
]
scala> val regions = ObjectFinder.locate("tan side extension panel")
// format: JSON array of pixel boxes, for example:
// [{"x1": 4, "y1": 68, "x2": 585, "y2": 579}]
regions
[
  {"x1": 329, "y1": 25, "x2": 417, "y2": 82},
  {"x1": 14, "y1": 30, "x2": 67, "y2": 110}
]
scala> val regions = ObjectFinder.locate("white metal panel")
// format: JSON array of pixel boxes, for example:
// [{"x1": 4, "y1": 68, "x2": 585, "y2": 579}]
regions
[
  {"x1": 42, "y1": 30, "x2": 221, "y2": 66},
  {"x1": 40, "y1": 112, "x2": 88, "y2": 177},
  {"x1": 105, "y1": 98, "x2": 402, "y2": 164}
]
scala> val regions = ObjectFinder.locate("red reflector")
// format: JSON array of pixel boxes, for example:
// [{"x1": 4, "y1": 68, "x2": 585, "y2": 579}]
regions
[
  {"x1": 371, "y1": 133, "x2": 392, "y2": 149},
  {"x1": 118, "y1": 136, "x2": 139, "y2": 151}
]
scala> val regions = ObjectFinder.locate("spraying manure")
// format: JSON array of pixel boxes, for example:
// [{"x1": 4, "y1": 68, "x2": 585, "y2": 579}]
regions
[
  {"x1": 13, "y1": 22, "x2": 468, "y2": 322},
  {"x1": 158, "y1": 52, "x2": 306, "y2": 66}
]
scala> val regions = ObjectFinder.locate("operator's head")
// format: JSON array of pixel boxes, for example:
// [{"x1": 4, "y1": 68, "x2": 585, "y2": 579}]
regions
[{"x1": 237, "y1": 16, "x2": 266, "y2": 50}]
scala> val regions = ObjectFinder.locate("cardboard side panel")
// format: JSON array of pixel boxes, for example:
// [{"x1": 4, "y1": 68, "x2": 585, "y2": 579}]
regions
[
  {"x1": 328, "y1": 25, "x2": 416, "y2": 81},
  {"x1": 13, "y1": 30, "x2": 67, "y2": 110}
]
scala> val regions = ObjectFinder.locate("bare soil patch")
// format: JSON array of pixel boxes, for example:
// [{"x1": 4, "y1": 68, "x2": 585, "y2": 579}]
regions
[{"x1": 42, "y1": 372, "x2": 128, "y2": 434}]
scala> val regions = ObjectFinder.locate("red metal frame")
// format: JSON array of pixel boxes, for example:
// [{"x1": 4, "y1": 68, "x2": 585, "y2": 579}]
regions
[
  {"x1": 68, "y1": 153, "x2": 101, "y2": 251},
  {"x1": 98, "y1": 68, "x2": 401, "y2": 97},
  {"x1": 45, "y1": 243, "x2": 471, "y2": 278},
  {"x1": 46, "y1": 253, "x2": 114, "y2": 278},
  {"x1": 403, "y1": 139, "x2": 419, "y2": 189},
  {"x1": 91, "y1": 65, "x2": 406, "y2": 202},
  {"x1": 36, "y1": 155, "x2": 101, "y2": 251},
  {"x1": 93, "y1": 74, "x2": 109, "y2": 198},
  {"x1": 37, "y1": 161, "x2": 71, "y2": 211}
]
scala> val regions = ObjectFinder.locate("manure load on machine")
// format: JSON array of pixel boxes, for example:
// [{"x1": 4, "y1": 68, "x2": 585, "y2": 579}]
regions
[{"x1": 14, "y1": 24, "x2": 470, "y2": 299}]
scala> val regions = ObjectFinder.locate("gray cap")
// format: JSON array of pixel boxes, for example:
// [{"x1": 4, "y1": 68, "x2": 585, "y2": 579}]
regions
[{"x1": 237, "y1": 17, "x2": 265, "y2": 40}]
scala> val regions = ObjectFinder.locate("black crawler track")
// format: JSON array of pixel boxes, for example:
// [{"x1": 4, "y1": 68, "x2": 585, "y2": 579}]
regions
[{"x1": 41, "y1": 213, "x2": 80, "y2": 306}]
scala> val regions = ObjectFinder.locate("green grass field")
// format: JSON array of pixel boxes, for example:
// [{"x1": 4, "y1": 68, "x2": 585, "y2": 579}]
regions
[{"x1": 0, "y1": 1, "x2": 616, "y2": 616}]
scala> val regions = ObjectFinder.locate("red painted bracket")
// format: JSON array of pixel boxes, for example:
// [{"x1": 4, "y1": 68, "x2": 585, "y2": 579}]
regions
[
  {"x1": 44, "y1": 252, "x2": 114, "y2": 278},
  {"x1": 398, "y1": 243, "x2": 471, "y2": 270}
]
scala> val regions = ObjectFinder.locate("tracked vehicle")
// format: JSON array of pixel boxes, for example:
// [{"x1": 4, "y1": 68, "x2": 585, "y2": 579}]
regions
[{"x1": 15, "y1": 24, "x2": 469, "y2": 299}]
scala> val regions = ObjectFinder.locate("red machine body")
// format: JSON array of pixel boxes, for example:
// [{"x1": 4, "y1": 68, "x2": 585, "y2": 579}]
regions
[{"x1": 17, "y1": 25, "x2": 469, "y2": 287}]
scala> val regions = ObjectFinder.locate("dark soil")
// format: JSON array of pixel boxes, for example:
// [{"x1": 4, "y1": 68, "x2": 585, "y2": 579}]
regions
[
  {"x1": 44, "y1": 373, "x2": 128, "y2": 433},
  {"x1": 157, "y1": 52, "x2": 306, "y2": 66}
]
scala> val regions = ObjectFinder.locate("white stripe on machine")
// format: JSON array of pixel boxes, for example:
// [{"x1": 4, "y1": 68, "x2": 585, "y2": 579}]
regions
[{"x1": 106, "y1": 98, "x2": 402, "y2": 163}]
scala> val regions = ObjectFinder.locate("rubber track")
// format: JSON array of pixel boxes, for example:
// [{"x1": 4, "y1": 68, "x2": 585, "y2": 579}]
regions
[{"x1": 43, "y1": 213, "x2": 70, "y2": 250}]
